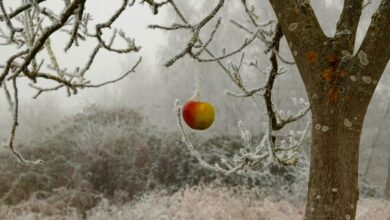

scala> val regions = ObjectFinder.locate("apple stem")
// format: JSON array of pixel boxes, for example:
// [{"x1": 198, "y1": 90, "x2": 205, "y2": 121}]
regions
[{"x1": 191, "y1": 71, "x2": 200, "y2": 101}]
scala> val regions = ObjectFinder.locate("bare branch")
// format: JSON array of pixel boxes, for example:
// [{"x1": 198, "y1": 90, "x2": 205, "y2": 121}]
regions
[
  {"x1": 0, "y1": 50, "x2": 29, "y2": 85},
  {"x1": 64, "y1": 0, "x2": 85, "y2": 51},
  {"x1": 0, "y1": 0, "x2": 142, "y2": 163},
  {"x1": 12, "y1": 0, "x2": 86, "y2": 79},
  {"x1": 0, "y1": 0, "x2": 23, "y2": 41},
  {"x1": 336, "y1": 0, "x2": 364, "y2": 52},
  {"x1": 2, "y1": 81, "x2": 13, "y2": 109},
  {"x1": 0, "y1": 0, "x2": 46, "y2": 21},
  {"x1": 175, "y1": 100, "x2": 270, "y2": 176},
  {"x1": 189, "y1": 26, "x2": 263, "y2": 63},
  {"x1": 164, "y1": 0, "x2": 225, "y2": 66},
  {"x1": 241, "y1": 0, "x2": 259, "y2": 27},
  {"x1": 8, "y1": 78, "x2": 44, "y2": 164},
  {"x1": 77, "y1": 57, "x2": 142, "y2": 88},
  {"x1": 28, "y1": 0, "x2": 60, "y2": 22},
  {"x1": 230, "y1": 19, "x2": 273, "y2": 45},
  {"x1": 167, "y1": 3, "x2": 310, "y2": 174},
  {"x1": 30, "y1": 57, "x2": 142, "y2": 98},
  {"x1": 141, "y1": 0, "x2": 169, "y2": 14},
  {"x1": 148, "y1": 23, "x2": 192, "y2": 30},
  {"x1": 267, "y1": 0, "x2": 327, "y2": 84},
  {"x1": 277, "y1": 104, "x2": 310, "y2": 129},
  {"x1": 95, "y1": 0, "x2": 140, "y2": 54},
  {"x1": 356, "y1": 0, "x2": 390, "y2": 81}
]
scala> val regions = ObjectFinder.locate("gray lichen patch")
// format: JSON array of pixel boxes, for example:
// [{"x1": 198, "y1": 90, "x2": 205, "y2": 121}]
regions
[
  {"x1": 344, "y1": 119, "x2": 352, "y2": 128},
  {"x1": 288, "y1": 23, "x2": 298, "y2": 31},
  {"x1": 362, "y1": 76, "x2": 372, "y2": 84},
  {"x1": 358, "y1": 50, "x2": 369, "y2": 65}
]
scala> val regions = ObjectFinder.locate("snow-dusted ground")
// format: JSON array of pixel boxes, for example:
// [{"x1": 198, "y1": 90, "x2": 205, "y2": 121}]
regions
[{"x1": 2, "y1": 185, "x2": 390, "y2": 220}]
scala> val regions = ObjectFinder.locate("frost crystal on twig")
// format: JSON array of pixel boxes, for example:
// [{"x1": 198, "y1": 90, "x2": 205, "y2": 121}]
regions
[
  {"x1": 0, "y1": 0, "x2": 142, "y2": 163},
  {"x1": 159, "y1": 1, "x2": 312, "y2": 175}
]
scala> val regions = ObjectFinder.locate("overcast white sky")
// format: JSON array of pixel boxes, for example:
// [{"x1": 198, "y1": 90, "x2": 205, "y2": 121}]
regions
[{"x1": 0, "y1": 0, "x2": 387, "y2": 113}]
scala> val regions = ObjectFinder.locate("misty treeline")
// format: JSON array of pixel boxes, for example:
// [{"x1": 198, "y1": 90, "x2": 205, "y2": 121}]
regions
[{"x1": 0, "y1": 0, "x2": 390, "y2": 219}]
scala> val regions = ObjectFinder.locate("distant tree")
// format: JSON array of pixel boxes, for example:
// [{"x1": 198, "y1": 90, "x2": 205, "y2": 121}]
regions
[
  {"x1": 148, "y1": 1, "x2": 390, "y2": 220},
  {"x1": 386, "y1": 150, "x2": 390, "y2": 199},
  {"x1": 384, "y1": 103, "x2": 390, "y2": 199}
]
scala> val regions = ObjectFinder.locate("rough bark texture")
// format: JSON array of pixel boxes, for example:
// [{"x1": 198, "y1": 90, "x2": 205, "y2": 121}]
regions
[
  {"x1": 386, "y1": 150, "x2": 390, "y2": 199},
  {"x1": 306, "y1": 99, "x2": 368, "y2": 220},
  {"x1": 266, "y1": 0, "x2": 390, "y2": 219}
]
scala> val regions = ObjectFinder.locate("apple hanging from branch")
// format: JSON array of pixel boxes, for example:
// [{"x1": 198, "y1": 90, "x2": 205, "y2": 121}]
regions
[{"x1": 182, "y1": 101, "x2": 215, "y2": 130}]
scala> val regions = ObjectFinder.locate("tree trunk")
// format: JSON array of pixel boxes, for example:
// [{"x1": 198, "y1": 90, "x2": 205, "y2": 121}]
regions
[
  {"x1": 304, "y1": 102, "x2": 366, "y2": 220},
  {"x1": 265, "y1": 1, "x2": 390, "y2": 218},
  {"x1": 385, "y1": 150, "x2": 390, "y2": 200}
]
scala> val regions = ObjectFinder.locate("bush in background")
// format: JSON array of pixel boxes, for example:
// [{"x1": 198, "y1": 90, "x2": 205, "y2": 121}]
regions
[
  {"x1": 2, "y1": 185, "x2": 389, "y2": 220},
  {"x1": 0, "y1": 105, "x2": 381, "y2": 218}
]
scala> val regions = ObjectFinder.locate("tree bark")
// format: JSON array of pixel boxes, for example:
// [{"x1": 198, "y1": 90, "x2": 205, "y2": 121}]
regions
[
  {"x1": 266, "y1": 1, "x2": 389, "y2": 219},
  {"x1": 305, "y1": 102, "x2": 366, "y2": 220},
  {"x1": 385, "y1": 150, "x2": 390, "y2": 200}
]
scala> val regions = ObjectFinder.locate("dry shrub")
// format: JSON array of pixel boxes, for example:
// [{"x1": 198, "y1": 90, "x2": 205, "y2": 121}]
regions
[
  {"x1": 0, "y1": 105, "x2": 385, "y2": 219},
  {"x1": 0, "y1": 104, "x2": 305, "y2": 209},
  {"x1": 357, "y1": 199, "x2": 390, "y2": 220},
  {"x1": 2, "y1": 105, "x2": 276, "y2": 213},
  {"x1": 0, "y1": 187, "x2": 99, "y2": 218},
  {"x1": 87, "y1": 185, "x2": 304, "y2": 220},
  {"x1": 0, "y1": 190, "x2": 82, "y2": 220},
  {"x1": 86, "y1": 186, "x2": 390, "y2": 220},
  {"x1": 1, "y1": 185, "x2": 390, "y2": 219},
  {"x1": 0, "y1": 105, "x2": 147, "y2": 210}
]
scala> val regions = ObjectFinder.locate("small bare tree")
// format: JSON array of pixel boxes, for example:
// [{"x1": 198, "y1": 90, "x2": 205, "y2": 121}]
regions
[
  {"x1": 169, "y1": 20, "x2": 311, "y2": 171},
  {"x1": 151, "y1": 0, "x2": 311, "y2": 197},
  {"x1": 148, "y1": 0, "x2": 390, "y2": 219},
  {"x1": 0, "y1": 0, "x2": 141, "y2": 163}
]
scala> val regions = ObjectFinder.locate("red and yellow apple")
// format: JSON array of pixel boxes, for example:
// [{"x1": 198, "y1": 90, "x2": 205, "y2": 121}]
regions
[{"x1": 182, "y1": 101, "x2": 215, "y2": 130}]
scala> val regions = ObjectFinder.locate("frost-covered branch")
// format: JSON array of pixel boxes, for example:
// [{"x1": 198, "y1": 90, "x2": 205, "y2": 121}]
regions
[
  {"x1": 0, "y1": 0, "x2": 142, "y2": 163},
  {"x1": 0, "y1": 0, "x2": 46, "y2": 21},
  {"x1": 29, "y1": 57, "x2": 142, "y2": 99},
  {"x1": 95, "y1": 0, "x2": 140, "y2": 54},
  {"x1": 141, "y1": 0, "x2": 170, "y2": 15},
  {"x1": 176, "y1": 99, "x2": 310, "y2": 175},
  {"x1": 9, "y1": 78, "x2": 44, "y2": 165},
  {"x1": 168, "y1": 2, "x2": 311, "y2": 175},
  {"x1": 160, "y1": 0, "x2": 226, "y2": 66},
  {"x1": 175, "y1": 100, "x2": 271, "y2": 176}
]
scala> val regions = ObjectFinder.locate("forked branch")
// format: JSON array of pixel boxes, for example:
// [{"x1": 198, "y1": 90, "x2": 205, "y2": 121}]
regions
[{"x1": 0, "y1": 0, "x2": 142, "y2": 163}]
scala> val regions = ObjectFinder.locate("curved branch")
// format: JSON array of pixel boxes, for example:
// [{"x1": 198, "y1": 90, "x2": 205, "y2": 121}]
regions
[
  {"x1": 356, "y1": 0, "x2": 390, "y2": 82},
  {"x1": 8, "y1": 78, "x2": 44, "y2": 164},
  {"x1": 164, "y1": 0, "x2": 225, "y2": 66},
  {"x1": 30, "y1": 57, "x2": 142, "y2": 98},
  {"x1": 335, "y1": 0, "x2": 364, "y2": 52},
  {"x1": 0, "y1": 0, "x2": 46, "y2": 21},
  {"x1": 267, "y1": 0, "x2": 327, "y2": 84},
  {"x1": 12, "y1": 0, "x2": 84, "y2": 79},
  {"x1": 95, "y1": 0, "x2": 140, "y2": 54}
]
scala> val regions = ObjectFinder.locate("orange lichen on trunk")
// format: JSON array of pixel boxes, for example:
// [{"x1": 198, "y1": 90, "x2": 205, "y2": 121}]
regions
[
  {"x1": 321, "y1": 68, "x2": 335, "y2": 82},
  {"x1": 338, "y1": 69, "x2": 348, "y2": 78},
  {"x1": 326, "y1": 54, "x2": 339, "y2": 66},
  {"x1": 328, "y1": 87, "x2": 339, "y2": 103},
  {"x1": 306, "y1": 50, "x2": 318, "y2": 63}
]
